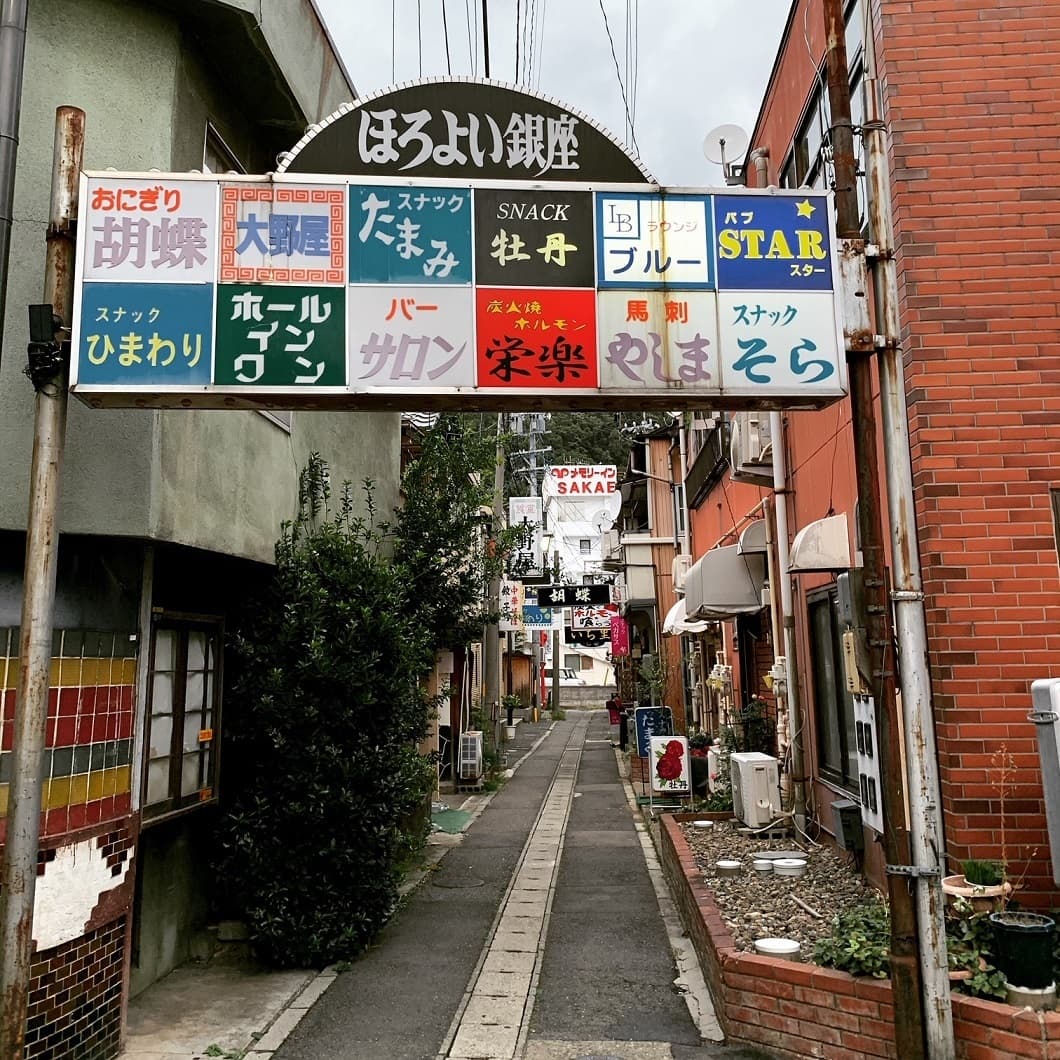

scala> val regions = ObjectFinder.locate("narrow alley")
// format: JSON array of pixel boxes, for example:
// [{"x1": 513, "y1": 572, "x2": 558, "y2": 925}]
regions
[{"x1": 260, "y1": 711, "x2": 769, "y2": 1060}]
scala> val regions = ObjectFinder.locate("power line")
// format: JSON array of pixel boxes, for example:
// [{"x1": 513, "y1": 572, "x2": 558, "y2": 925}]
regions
[
  {"x1": 534, "y1": 0, "x2": 548, "y2": 90},
  {"x1": 417, "y1": 0, "x2": 423, "y2": 77},
  {"x1": 465, "y1": 0, "x2": 475, "y2": 74},
  {"x1": 596, "y1": 0, "x2": 639, "y2": 154},
  {"x1": 391, "y1": 0, "x2": 396, "y2": 83},
  {"x1": 442, "y1": 0, "x2": 452, "y2": 75},
  {"x1": 515, "y1": 0, "x2": 522, "y2": 82}
]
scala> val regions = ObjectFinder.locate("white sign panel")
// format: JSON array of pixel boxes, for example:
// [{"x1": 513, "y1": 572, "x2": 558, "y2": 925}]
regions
[
  {"x1": 650, "y1": 735, "x2": 691, "y2": 795},
  {"x1": 542, "y1": 464, "x2": 618, "y2": 498}
]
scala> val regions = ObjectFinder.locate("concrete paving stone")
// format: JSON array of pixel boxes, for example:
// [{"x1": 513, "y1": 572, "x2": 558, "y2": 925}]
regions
[
  {"x1": 523, "y1": 1042, "x2": 673, "y2": 1060},
  {"x1": 512, "y1": 876, "x2": 551, "y2": 890},
  {"x1": 508, "y1": 889, "x2": 549, "y2": 905},
  {"x1": 449, "y1": 1021, "x2": 520, "y2": 1059},
  {"x1": 481, "y1": 949, "x2": 537, "y2": 975},
  {"x1": 287, "y1": 975, "x2": 335, "y2": 1009},
  {"x1": 497, "y1": 914, "x2": 544, "y2": 935},
  {"x1": 474, "y1": 970, "x2": 534, "y2": 997},
  {"x1": 492, "y1": 928, "x2": 541, "y2": 952},
  {"x1": 461, "y1": 994, "x2": 527, "y2": 1026},
  {"x1": 252, "y1": 1008, "x2": 309, "y2": 1052}
]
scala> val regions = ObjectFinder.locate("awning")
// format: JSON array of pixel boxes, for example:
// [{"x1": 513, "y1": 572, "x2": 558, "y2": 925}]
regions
[
  {"x1": 737, "y1": 519, "x2": 768, "y2": 554},
  {"x1": 789, "y1": 512, "x2": 851, "y2": 573},
  {"x1": 685, "y1": 544, "x2": 766, "y2": 620},
  {"x1": 661, "y1": 597, "x2": 713, "y2": 636}
]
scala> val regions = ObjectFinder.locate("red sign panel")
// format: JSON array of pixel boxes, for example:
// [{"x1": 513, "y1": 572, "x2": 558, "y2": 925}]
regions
[
  {"x1": 476, "y1": 288, "x2": 598, "y2": 390},
  {"x1": 610, "y1": 616, "x2": 630, "y2": 657}
]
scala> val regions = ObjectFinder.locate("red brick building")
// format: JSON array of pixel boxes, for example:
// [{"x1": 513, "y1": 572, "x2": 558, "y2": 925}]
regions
[{"x1": 685, "y1": 0, "x2": 1060, "y2": 900}]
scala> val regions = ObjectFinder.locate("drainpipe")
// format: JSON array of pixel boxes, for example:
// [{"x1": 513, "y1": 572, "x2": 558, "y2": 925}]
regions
[
  {"x1": 864, "y1": 20, "x2": 954, "y2": 1058},
  {"x1": 751, "y1": 146, "x2": 807, "y2": 833},
  {"x1": 0, "y1": 0, "x2": 29, "y2": 360}
]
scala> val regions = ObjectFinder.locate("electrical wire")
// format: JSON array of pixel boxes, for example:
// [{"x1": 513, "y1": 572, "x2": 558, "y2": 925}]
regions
[
  {"x1": 391, "y1": 0, "x2": 396, "y2": 83},
  {"x1": 515, "y1": 0, "x2": 522, "y2": 83},
  {"x1": 596, "y1": 0, "x2": 639, "y2": 155},
  {"x1": 442, "y1": 0, "x2": 452, "y2": 75},
  {"x1": 533, "y1": 0, "x2": 548, "y2": 90},
  {"x1": 465, "y1": 0, "x2": 475, "y2": 74},
  {"x1": 417, "y1": 0, "x2": 423, "y2": 77}
]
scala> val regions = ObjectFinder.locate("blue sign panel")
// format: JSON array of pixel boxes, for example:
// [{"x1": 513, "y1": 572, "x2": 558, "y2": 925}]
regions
[
  {"x1": 634, "y1": 706, "x2": 674, "y2": 758},
  {"x1": 522, "y1": 605, "x2": 555, "y2": 627},
  {"x1": 349, "y1": 184, "x2": 473, "y2": 285},
  {"x1": 76, "y1": 282, "x2": 213, "y2": 386},
  {"x1": 596, "y1": 193, "x2": 714, "y2": 290},
  {"x1": 713, "y1": 193, "x2": 833, "y2": 291}
]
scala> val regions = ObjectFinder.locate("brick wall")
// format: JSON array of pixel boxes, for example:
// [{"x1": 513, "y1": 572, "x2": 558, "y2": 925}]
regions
[
  {"x1": 875, "y1": 0, "x2": 1060, "y2": 898},
  {"x1": 659, "y1": 814, "x2": 1060, "y2": 1058},
  {"x1": 26, "y1": 918, "x2": 127, "y2": 1060}
]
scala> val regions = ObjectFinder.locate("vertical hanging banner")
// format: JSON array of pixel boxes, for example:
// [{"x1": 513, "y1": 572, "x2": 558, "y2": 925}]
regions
[{"x1": 70, "y1": 80, "x2": 847, "y2": 413}]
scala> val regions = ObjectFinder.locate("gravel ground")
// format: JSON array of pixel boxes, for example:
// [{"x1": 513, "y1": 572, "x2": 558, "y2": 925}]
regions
[{"x1": 680, "y1": 818, "x2": 885, "y2": 959}]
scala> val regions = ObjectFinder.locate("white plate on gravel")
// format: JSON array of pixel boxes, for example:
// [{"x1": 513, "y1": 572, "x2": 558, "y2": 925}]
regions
[
  {"x1": 773, "y1": 858, "x2": 808, "y2": 877},
  {"x1": 755, "y1": 850, "x2": 805, "y2": 861}
]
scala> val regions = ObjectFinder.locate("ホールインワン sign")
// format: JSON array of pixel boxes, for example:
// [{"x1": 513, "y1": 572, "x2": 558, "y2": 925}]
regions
[{"x1": 69, "y1": 80, "x2": 847, "y2": 413}]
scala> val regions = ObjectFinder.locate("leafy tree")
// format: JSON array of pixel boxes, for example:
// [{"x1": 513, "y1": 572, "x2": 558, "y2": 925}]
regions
[{"x1": 545, "y1": 412, "x2": 633, "y2": 468}]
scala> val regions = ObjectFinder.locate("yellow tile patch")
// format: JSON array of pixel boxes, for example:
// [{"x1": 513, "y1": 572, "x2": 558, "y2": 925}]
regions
[
  {"x1": 0, "y1": 766, "x2": 132, "y2": 816},
  {"x1": 0, "y1": 656, "x2": 136, "y2": 690}
]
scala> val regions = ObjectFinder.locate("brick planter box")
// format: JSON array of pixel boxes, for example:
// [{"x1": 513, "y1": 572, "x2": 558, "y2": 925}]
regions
[{"x1": 658, "y1": 814, "x2": 1060, "y2": 1059}]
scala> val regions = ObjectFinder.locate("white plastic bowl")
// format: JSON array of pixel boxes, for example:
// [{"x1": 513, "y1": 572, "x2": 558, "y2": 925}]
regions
[
  {"x1": 773, "y1": 858, "x2": 808, "y2": 878},
  {"x1": 692, "y1": 820, "x2": 714, "y2": 829},
  {"x1": 752, "y1": 859, "x2": 774, "y2": 874},
  {"x1": 715, "y1": 859, "x2": 742, "y2": 877},
  {"x1": 755, "y1": 937, "x2": 801, "y2": 960}
]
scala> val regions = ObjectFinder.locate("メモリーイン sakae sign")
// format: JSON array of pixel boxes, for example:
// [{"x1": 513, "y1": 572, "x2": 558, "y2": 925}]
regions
[{"x1": 69, "y1": 80, "x2": 847, "y2": 413}]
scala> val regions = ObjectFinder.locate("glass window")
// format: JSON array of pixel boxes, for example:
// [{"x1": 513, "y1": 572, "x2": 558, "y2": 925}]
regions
[
  {"x1": 579, "y1": 539, "x2": 592, "y2": 554},
  {"x1": 808, "y1": 590, "x2": 858, "y2": 789},
  {"x1": 142, "y1": 613, "x2": 223, "y2": 824}
]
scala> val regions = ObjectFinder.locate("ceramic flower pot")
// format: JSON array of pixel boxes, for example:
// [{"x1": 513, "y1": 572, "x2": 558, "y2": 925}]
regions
[{"x1": 941, "y1": 874, "x2": 1012, "y2": 913}]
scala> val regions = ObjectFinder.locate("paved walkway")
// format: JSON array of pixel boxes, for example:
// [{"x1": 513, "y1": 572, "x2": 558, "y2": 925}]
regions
[{"x1": 124, "y1": 712, "x2": 773, "y2": 1060}]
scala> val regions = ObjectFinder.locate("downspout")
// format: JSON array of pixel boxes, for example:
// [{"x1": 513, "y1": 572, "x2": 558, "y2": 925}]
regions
[
  {"x1": 0, "y1": 0, "x2": 29, "y2": 357},
  {"x1": 864, "y1": 18, "x2": 953, "y2": 1057},
  {"x1": 751, "y1": 146, "x2": 808, "y2": 832}
]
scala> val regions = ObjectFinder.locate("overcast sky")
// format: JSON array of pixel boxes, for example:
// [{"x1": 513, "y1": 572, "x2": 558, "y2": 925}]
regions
[{"x1": 313, "y1": 0, "x2": 792, "y2": 186}]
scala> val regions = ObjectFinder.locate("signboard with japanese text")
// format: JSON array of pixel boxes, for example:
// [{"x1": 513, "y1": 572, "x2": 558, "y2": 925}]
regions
[
  {"x1": 610, "y1": 616, "x2": 631, "y2": 657},
  {"x1": 650, "y1": 735, "x2": 690, "y2": 796},
  {"x1": 499, "y1": 579, "x2": 525, "y2": 632},
  {"x1": 634, "y1": 707, "x2": 674, "y2": 759},
  {"x1": 508, "y1": 496, "x2": 544, "y2": 578},
  {"x1": 70, "y1": 82, "x2": 847, "y2": 413},
  {"x1": 571, "y1": 603, "x2": 620, "y2": 630},
  {"x1": 538, "y1": 584, "x2": 612, "y2": 607},
  {"x1": 522, "y1": 604, "x2": 561, "y2": 630},
  {"x1": 542, "y1": 465, "x2": 617, "y2": 498}
]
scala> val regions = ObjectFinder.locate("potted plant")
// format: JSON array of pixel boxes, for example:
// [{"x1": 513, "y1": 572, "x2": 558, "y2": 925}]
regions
[
  {"x1": 988, "y1": 910, "x2": 1056, "y2": 991},
  {"x1": 942, "y1": 859, "x2": 1012, "y2": 913}
]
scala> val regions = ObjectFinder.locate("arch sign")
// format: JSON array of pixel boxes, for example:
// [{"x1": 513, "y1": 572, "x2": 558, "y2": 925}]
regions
[{"x1": 70, "y1": 79, "x2": 847, "y2": 412}]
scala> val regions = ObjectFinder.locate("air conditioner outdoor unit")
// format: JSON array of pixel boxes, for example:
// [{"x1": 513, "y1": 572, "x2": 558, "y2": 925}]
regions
[
  {"x1": 672, "y1": 554, "x2": 693, "y2": 593},
  {"x1": 459, "y1": 731, "x2": 484, "y2": 780},
  {"x1": 730, "y1": 412, "x2": 774, "y2": 485},
  {"x1": 730, "y1": 751, "x2": 781, "y2": 828}
]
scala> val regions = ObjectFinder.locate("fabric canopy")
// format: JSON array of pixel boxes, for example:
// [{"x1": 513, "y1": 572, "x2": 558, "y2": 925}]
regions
[
  {"x1": 661, "y1": 597, "x2": 713, "y2": 636},
  {"x1": 684, "y1": 545, "x2": 766, "y2": 620}
]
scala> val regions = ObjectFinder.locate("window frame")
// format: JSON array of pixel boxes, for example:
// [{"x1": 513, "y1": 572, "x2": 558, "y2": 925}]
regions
[
  {"x1": 806, "y1": 586, "x2": 859, "y2": 792},
  {"x1": 141, "y1": 609, "x2": 224, "y2": 827}
]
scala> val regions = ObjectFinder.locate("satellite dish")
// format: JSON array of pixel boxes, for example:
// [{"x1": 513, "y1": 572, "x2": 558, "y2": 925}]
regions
[
  {"x1": 702, "y1": 124, "x2": 749, "y2": 165},
  {"x1": 592, "y1": 510, "x2": 613, "y2": 533},
  {"x1": 703, "y1": 124, "x2": 749, "y2": 185}
]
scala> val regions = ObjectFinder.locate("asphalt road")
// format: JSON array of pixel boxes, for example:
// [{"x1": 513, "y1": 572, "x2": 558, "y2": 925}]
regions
[{"x1": 274, "y1": 713, "x2": 773, "y2": 1060}]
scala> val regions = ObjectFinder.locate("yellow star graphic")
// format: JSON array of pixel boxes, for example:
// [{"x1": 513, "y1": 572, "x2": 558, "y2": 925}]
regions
[{"x1": 796, "y1": 199, "x2": 816, "y2": 218}]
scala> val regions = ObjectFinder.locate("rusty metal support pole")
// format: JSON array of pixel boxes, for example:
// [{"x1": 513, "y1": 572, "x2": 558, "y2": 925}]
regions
[
  {"x1": 863, "y1": 19, "x2": 954, "y2": 1057},
  {"x1": 821, "y1": 3, "x2": 925, "y2": 1057},
  {"x1": 0, "y1": 106, "x2": 84, "y2": 1060}
]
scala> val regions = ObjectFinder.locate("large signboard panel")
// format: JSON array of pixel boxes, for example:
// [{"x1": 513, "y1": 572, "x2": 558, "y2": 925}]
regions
[{"x1": 71, "y1": 173, "x2": 847, "y2": 411}]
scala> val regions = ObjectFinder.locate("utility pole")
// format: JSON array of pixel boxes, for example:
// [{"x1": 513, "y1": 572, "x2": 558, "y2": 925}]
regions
[
  {"x1": 483, "y1": 413, "x2": 505, "y2": 750},
  {"x1": 481, "y1": 0, "x2": 491, "y2": 78},
  {"x1": 0, "y1": 106, "x2": 84, "y2": 1060},
  {"x1": 821, "y1": 3, "x2": 924, "y2": 1057},
  {"x1": 551, "y1": 549, "x2": 561, "y2": 716},
  {"x1": 863, "y1": 21, "x2": 954, "y2": 1058}
]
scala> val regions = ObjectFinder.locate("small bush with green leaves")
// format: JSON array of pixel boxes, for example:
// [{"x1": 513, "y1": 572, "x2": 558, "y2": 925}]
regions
[{"x1": 812, "y1": 900, "x2": 891, "y2": 978}]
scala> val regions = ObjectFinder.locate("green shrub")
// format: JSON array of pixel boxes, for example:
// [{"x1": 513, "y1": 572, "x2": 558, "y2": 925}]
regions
[{"x1": 813, "y1": 901, "x2": 891, "y2": 978}]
